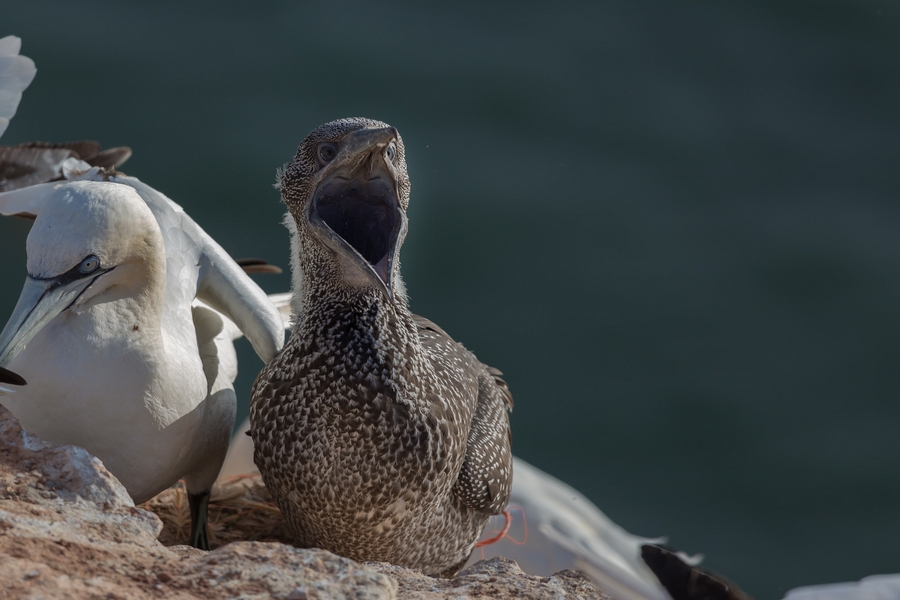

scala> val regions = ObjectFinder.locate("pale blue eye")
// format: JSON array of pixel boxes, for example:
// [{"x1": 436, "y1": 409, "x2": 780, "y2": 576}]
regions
[
  {"x1": 386, "y1": 142, "x2": 396, "y2": 162},
  {"x1": 79, "y1": 256, "x2": 100, "y2": 274}
]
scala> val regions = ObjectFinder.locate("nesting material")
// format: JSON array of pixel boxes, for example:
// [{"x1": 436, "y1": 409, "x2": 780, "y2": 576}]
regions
[{"x1": 140, "y1": 474, "x2": 290, "y2": 549}]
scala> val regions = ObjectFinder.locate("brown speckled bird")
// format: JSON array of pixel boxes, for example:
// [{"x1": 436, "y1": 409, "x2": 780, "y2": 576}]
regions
[{"x1": 250, "y1": 118, "x2": 513, "y2": 576}]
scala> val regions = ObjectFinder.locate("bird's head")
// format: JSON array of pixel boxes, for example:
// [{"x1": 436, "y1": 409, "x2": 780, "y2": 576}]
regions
[
  {"x1": 280, "y1": 118, "x2": 410, "y2": 302},
  {"x1": 0, "y1": 180, "x2": 164, "y2": 369}
]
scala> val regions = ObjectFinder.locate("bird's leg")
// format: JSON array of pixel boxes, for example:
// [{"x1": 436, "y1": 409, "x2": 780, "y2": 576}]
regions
[{"x1": 188, "y1": 490, "x2": 211, "y2": 550}]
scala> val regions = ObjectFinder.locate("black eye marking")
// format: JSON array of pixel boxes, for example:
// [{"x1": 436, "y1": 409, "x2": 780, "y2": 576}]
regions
[{"x1": 317, "y1": 143, "x2": 338, "y2": 165}]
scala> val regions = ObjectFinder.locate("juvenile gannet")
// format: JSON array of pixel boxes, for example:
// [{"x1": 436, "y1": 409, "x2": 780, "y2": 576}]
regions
[
  {"x1": 250, "y1": 118, "x2": 513, "y2": 576},
  {"x1": 0, "y1": 173, "x2": 284, "y2": 549},
  {"x1": 222, "y1": 412, "x2": 722, "y2": 600}
]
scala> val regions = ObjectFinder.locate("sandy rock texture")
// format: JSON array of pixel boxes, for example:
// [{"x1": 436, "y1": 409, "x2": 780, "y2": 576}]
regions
[{"x1": 0, "y1": 407, "x2": 603, "y2": 599}]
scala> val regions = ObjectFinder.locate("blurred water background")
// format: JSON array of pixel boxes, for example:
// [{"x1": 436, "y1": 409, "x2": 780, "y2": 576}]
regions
[{"x1": 3, "y1": 2, "x2": 899, "y2": 597}]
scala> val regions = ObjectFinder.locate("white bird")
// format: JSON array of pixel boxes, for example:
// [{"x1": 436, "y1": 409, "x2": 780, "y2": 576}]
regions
[
  {"x1": 0, "y1": 172, "x2": 284, "y2": 549},
  {"x1": 0, "y1": 38, "x2": 284, "y2": 548}
]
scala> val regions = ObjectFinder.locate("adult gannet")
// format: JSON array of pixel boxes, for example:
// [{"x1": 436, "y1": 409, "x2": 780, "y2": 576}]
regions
[
  {"x1": 0, "y1": 172, "x2": 284, "y2": 550},
  {"x1": 250, "y1": 118, "x2": 513, "y2": 577},
  {"x1": 0, "y1": 37, "x2": 284, "y2": 550}
]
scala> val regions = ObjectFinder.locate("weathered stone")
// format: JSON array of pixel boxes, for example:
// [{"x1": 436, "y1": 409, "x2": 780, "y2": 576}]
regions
[
  {"x1": 0, "y1": 406, "x2": 604, "y2": 599},
  {"x1": 372, "y1": 556, "x2": 607, "y2": 599}
]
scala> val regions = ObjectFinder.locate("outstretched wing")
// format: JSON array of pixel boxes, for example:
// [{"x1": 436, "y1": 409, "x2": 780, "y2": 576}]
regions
[
  {"x1": 478, "y1": 457, "x2": 674, "y2": 600},
  {"x1": 412, "y1": 314, "x2": 513, "y2": 515},
  {"x1": 109, "y1": 174, "x2": 285, "y2": 364}
]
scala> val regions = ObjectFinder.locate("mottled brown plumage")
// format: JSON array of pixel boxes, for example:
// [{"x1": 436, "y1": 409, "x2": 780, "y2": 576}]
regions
[{"x1": 250, "y1": 118, "x2": 513, "y2": 576}]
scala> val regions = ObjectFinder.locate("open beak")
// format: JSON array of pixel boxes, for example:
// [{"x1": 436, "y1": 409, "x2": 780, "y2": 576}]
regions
[
  {"x1": 0, "y1": 272, "x2": 107, "y2": 373},
  {"x1": 308, "y1": 127, "x2": 406, "y2": 301}
]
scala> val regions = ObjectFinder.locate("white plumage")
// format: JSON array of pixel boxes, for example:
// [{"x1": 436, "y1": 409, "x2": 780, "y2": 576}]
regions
[
  {"x1": 476, "y1": 457, "x2": 675, "y2": 600},
  {"x1": 0, "y1": 36, "x2": 35, "y2": 139},
  {"x1": 0, "y1": 172, "x2": 283, "y2": 545},
  {"x1": 0, "y1": 37, "x2": 284, "y2": 547},
  {"x1": 782, "y1": 575, "x2": 900, "y2": 600}
]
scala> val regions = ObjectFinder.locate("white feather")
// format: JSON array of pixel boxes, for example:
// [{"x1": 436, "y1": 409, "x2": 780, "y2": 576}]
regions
[
  {"x1": 0, "y1": 175, "x2": 284, "y2": 505},
  {"x1": 0, "y1": 35, "x2": 36, "y2": 138},
  {"x1": 782, "y1": 574, "x2": 900, "y2": 600},
  {"x1": 474, "y1": 457, "x2": 675, "y2": 600}
]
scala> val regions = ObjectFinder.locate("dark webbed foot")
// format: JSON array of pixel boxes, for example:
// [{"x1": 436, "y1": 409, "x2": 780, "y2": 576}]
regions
[{"x1": 188, "y1": 490, "x2": 211, "y2": 550}]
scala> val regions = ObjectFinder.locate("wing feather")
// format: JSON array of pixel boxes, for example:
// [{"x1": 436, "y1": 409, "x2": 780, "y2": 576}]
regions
[
  {"x1": 109, "y1": 174, "x2": 285, "y2": 363},
  {"x1": 0, "y1": 36, "x2": 36, "y2": 138},
  {"x1": 412, "y1": 314, "x2": 513, "y2": 515}
]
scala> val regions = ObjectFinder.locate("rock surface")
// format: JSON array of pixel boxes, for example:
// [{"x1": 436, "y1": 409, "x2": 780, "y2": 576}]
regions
[{"x1": 0, "y1": 407, "x2": 604, "y2": 599}]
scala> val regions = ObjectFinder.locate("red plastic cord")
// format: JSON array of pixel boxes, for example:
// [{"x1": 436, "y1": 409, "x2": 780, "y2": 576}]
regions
[{"x1": 475, "y1": 509, "x2": 513, "y2": 548}]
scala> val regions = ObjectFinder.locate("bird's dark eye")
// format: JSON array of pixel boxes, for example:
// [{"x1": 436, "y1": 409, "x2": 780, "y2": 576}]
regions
[
  {"x1": 386, "y1": 142, "x2": 396, "y2": 162},
  {"x1": 317, "y1": 143, "x2": 338, "y2": 164},
  {"x1": 79, "y1": 255, "x2": 100, "y2": 274}
]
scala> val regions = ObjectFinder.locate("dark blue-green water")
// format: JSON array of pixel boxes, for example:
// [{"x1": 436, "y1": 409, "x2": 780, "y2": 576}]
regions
[{"x1": 3, "y1": 2, "x2": 899, "y2": 597}]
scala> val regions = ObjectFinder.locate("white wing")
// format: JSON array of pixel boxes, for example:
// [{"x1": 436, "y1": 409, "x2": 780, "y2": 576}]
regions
[
  {"x1": 217, "y1": 291, "x2": 291, "y2": 479},
  {"x1": 0, "y1": 36, "x2": 36, "y2": 139},
  {"x1": 475, "y1": 457, "x2": 673, "y2": 600},
  {"x1": 0, "y1": 158, "x2": 92, "y2": 215},
  {"x1": 783, "y1": 574, "x2": 900, "y2": 600},
  {"x1": 267, "y1": 291, "x2": 293, "y2": 328},
  {"x1": 0, "y1": 180, "x2": 53, "y2": 216},
  {"x1": 109, "y1": 174, "x2": 284, "y2": 363}
]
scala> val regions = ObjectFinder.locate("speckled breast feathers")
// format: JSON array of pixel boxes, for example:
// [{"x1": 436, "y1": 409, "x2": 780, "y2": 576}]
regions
[{"x1": 250, "y1": 118, "x2": 512, "y2": 576}]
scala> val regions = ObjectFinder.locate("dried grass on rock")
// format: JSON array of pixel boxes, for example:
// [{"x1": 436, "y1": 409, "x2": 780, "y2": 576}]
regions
[{"x1": 141, "y1": 474, "x2": 289, "y2": 548}]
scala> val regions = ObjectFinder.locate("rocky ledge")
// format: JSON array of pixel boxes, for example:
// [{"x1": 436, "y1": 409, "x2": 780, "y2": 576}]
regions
[{"x1": 0, "y1": 406, "x2": 604, "y2": 599}]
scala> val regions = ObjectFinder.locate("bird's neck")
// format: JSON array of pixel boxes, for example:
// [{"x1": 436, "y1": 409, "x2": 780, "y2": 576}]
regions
[
  {"x1": 291, "y1": 284, "x2": 424, "y2": 398},
  {"x1": 290, "y1": 224, "x2": 423, "y2": 389},
  {"x1": 298, "y1": 284, "x2": 414, "y2": 341}
]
